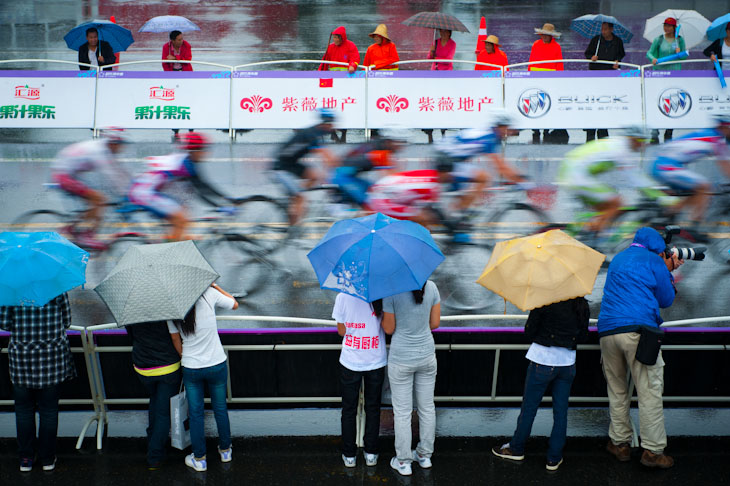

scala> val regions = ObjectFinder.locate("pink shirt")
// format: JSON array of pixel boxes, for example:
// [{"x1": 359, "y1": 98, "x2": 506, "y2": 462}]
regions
[{"x1": 428, "y1": 38, "x2": 456, "y2": 70}]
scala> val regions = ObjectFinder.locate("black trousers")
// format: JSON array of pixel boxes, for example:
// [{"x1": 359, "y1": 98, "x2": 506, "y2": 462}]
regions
[{"x1": 340, "y1": 364, "x2": 385, "y2": 457}]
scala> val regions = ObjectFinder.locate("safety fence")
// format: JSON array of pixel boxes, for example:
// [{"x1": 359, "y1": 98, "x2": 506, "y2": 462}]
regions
[
  {"x1": 1, "y1": 314, "x2": 729, "y2": 450},
  {"x1": 0, "y1": 58, "x2": 727, "y2": 131}
]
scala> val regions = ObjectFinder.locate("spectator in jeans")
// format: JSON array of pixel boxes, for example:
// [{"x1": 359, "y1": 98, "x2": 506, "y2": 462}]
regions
[
  {"x1": 598, "y1": 227, "x2": 682, "y2": 469},
  {"x1": 0, "y1": 293, "x2": 76, "y2": 472},
  {"x1": 169, "y1": 282, "x2": 238, "y2": 472},
  {"x1": 492, "y1": 297, "x2": 590, "y2": 471},
  {"x1": 333, "y1": 294, "x2": 387, "y2": 468},
  {"x1": 382, "y1": 281, "x2": 440, "y2": 477},
  {"x1": 584, "y1": 22, "x2": 626, "y2": 142},
  {"x1": 126, "y1": 320, "x2": 183, "y2": 469}
]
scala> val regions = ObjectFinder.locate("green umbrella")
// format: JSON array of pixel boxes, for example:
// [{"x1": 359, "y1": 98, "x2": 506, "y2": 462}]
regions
[{"x1": 94, "y1": 240, "x2": 219, "y2": 326}]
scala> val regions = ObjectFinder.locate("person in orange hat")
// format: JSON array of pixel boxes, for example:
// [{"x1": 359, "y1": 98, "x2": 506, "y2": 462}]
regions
[
  {"x1": 475, "y1": 34, "x2": 508, "y2": 71},
  {"x1": 363, "y1": 24, "x2": 400, "y2": 70}
]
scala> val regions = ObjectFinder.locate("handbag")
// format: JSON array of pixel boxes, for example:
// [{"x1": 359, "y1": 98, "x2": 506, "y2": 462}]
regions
[
  {"x1": 635, "y1": 326, "x2": 664, "y2": 366},
  {"x1": 170, "y1": 383, "x2": 191, "y2": 450}
]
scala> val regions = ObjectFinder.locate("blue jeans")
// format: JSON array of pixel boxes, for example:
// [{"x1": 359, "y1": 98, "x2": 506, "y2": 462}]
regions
[
  {"x1": 509, "y1": 361, "x2": 576, "y2": 463},
  {"x1": 138, "y1": 369, "x2": 182, "y2": 465},
  {"x1": 13, "y1": 384, "x2": 61, "y2": 465},
  {"x1": 183, "y1": 361, "x2": 231, "y2": 459}
]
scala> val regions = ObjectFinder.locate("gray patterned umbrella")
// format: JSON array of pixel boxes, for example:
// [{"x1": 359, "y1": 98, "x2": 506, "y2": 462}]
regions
[
  {"x1": 94, "y1": 240, "x2": 219, "y2": 326},
  {"x1": 402, "y1": 12, "x2": 470, "y2": 33}
]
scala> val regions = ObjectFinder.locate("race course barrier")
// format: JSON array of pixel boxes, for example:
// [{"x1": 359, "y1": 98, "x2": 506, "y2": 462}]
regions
[{"x1": 1, "y1": 58, "x2": 730, "y2": 131}]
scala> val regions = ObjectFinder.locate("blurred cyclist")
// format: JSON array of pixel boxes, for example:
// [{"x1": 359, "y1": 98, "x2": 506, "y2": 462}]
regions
[
  {"x1": 128, "y1": 132, "x2": 237, "y2": 241},
  {"x1": 272, "y1": 108, "x2": 338, "y2": 224},
  {"x1": 330, "y1": 128, "x2": 407, "y2": 210},
  {"x1": 559, "y1": 126, "x2": 659, "y2": 233},
  {"x1": 50, "y1": 129, "x2": 130, "y2": 250},
  {"x1": 649, "y1": 114, "x2": 730, "y2": 224},
  {"x1": 433, "y1": 111, "x2": 524, "y2": 213}
]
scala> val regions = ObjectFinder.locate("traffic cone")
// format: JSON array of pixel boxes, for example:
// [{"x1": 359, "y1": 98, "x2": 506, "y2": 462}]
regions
[
  {"x1": 110, "y1": 15, "x2": 120, "y2": 67},
  {"x1": 475, "y1": 16, "x2": 486, "y2": 54}
]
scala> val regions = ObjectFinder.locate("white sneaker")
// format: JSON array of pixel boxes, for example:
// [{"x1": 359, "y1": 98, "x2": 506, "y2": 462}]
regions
[
  {"x1": 364, "y1": 452, "x2": 378, "y2": 467},
  {"x1": 185, "y1": 453, "x2": 207, "y2": 472},
  {"x1": 218, "y1": 446, "x2": 232, "y2": 463},
  {"x1": 390, "y1": 456, "x2": 412, "y2": 476},
  {"x1": 412, "y1": 450, "x2": 432, "y2": 468},
  {"x1": 342, "y1": 454, "x2": 356, "y2": 468},
  {"x1": 42, "y1": 457, "x2": 57, "y2": 471}
]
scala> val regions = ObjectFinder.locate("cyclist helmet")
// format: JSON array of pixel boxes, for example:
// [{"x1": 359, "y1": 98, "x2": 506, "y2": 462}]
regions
[
  {"x1": 490, "y1": 109, "x2": 513, "y2": 127},
  {"x1": 180, "y1": 132, "x2": 210, "y2": 152},
  {"x1": 713, "y1": 113, "x2": 730, "y2": 127},
  {"x1": 100, "y1": 127, "x2": 128, "y2": 144},
  {"x1": 316, "y1": 108, "x2": 337, "y2": 124},
  {"x1": 623, "y1": 125, "x2": 651, "y2": 141},
  {"x1": 378, "y1": 126, "x2": 411, "y2": 144}
]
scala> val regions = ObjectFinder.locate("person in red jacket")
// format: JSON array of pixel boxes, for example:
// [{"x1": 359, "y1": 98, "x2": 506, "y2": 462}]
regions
[
  {"x1": 528, "y1": 23, "x2": 566, "y2": 144},
  {"x1": 319, "y1": 26, "x2": 360, "y2": 73},
  {"x1": 475, "y1": 35, "x2": 508, "y2": 71},
  {"x1": 363, "y1": 24, "x2": 399, "y2": 70},
  {"x1": 319, "y1": 26, "x2": 360, "y2": 143},
  {"x1": 162, "y1": 30, "x2": 193, "y2": 71}
]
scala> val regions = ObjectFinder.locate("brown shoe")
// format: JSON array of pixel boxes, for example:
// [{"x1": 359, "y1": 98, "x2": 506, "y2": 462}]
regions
[
  {"x1": 606, "y1": 441, "x2": 631, "y2": 462},
  {"x1": 640, "y1": 450, "x2": 674, "y2": 469}
]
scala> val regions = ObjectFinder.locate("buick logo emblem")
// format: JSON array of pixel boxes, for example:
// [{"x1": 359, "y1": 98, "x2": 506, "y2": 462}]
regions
[
  {"x1": 658, "y1": 88, "x2": 692, "y2": 118},
  {"x1": 518, "y1": 89, "x2": 551, "y2": 118}
]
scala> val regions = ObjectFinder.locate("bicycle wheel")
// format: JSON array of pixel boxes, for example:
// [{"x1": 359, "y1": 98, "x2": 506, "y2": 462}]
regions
[
  {"x1": 478, "y1": 203, "x2": 552, "y2": 246},
  {"x1": 288, "y1": 187, "x2": 340, "y2": 250},
  {"x1": 212, "y1": 196, "x2": 289, "y2": 256},
  {"x1": 11, "y1": 210, "x2": 74, "y2": 234}
]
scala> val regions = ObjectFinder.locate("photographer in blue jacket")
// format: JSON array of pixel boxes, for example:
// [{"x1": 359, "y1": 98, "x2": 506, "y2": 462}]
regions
[{"x1": 597, "y1": 227, "x2": 683, "y2": 469}]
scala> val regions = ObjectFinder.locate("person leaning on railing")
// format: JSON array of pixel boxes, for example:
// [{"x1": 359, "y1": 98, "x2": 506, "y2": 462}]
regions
[
  {"x1": 528, "y1": 23, "x2": 568, "y2": 144},
  {"x1": 318, "y1": 26, "x2": 359, "y2": 143},
  {"x1": 647, "y1": 17, "x2": 685, "y2": 144},
  {"x1": 78, "y1": 27, "x2": 115, "y2": 71},
  {"x1": 422, "y1": 29, "x2": 456, "y2": 144}
]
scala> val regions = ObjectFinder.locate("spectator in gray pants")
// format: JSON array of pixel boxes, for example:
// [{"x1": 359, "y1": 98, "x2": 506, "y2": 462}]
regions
[{"x1": 382, "y1": 281, "x2": 441, "y2": 477}]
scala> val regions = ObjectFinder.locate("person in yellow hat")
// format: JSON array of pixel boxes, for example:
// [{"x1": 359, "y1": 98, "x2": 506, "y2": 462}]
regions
[
  {"x1": 363, "y1": 24, "x2": 400, "y2": 70},
  {"x1": 475, "y1": 34, "x2": 509, "y2": 71}
]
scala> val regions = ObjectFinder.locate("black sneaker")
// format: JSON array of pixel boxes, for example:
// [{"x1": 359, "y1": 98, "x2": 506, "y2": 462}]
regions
[
  {"x1": 546, "y1": 458, "x2": 563, "y2": 471},
  {"x1": 492, "y1": 443, "x2": 524, "y2": 461}
]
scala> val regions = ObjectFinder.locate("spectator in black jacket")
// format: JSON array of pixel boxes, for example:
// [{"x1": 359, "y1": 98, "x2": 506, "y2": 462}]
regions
[
  {"x1": 703, "y1": 23, "x2": 730, "y2": 64},
  {"x1": 125, "y1": 321, "x2": 182, "y2": 470},
  {"x1": 584, "y1": 23, "x2": 626, "y2": 142},
  {"x1": 492, "y1": 297, "x2": 590, "y2": 471},
  {"x1": 78, "y1": 27, "x2": 115, "y2": 71}
]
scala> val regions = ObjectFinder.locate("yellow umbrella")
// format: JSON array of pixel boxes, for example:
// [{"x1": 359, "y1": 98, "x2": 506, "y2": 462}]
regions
[{"x1": 476, "y1": 229, "x2": 605, "y2": 311}]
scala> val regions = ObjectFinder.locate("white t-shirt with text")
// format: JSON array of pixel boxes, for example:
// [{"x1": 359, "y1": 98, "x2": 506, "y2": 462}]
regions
[{"x1": 332, "y1": 293, "x2": 387, "y2": 372}]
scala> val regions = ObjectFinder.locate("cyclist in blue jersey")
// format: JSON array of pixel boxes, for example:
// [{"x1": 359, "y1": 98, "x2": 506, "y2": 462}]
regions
[
  {"x1": 650, "y1": 115, "x2": 730, "y2": 223},
  {"x1": 433, "y1": 112, "x2": 524, "y2": 212},
  {"x1": 273, "y1": 108, "x2": 338, "y2": 224}
]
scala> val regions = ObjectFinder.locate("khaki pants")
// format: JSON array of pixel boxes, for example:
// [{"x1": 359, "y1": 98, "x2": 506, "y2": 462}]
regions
[{"x1": 600, "y1": 332, "x2": 667, "y2": 453}]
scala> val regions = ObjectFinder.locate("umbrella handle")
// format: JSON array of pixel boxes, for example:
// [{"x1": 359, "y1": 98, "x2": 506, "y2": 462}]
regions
[
  {"x1": 594, "y1": 36, "x2": 600, "y2": 58},
  {"x1": 673, "y1": 24, "x2": 680, "y2": 50}
]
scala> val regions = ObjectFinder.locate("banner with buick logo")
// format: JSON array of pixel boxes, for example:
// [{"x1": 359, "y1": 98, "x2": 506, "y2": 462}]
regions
[
  {"x1": 95, "y1": 71, "x2": 231, "y2": 129},
  {"x1": 504, "y1": 70, "x2": 643, "y2": 129},
  {"x1": 644, "y1": 70, "x2": 727, "y2": 129},
  {"x1": 0, "y1": 71, "x2": 96, "y2": 128}
]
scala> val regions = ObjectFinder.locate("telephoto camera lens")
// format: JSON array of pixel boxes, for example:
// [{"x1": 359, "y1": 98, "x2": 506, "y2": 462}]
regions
[{"x1": 671, "y1": 247, "x2": 706, "y2": 261}]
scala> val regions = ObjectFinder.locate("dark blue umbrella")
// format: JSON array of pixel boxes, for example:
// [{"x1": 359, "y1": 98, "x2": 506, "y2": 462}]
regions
[
  {"x1": 64, "y1": 19, "x2": 134, "y2": 52},
  {"x1": 571, "y1": 14, "x2": 633, "y2": 43},
  {"x1": 307, "y1": 213, "x2": 444, "y2": 302}
]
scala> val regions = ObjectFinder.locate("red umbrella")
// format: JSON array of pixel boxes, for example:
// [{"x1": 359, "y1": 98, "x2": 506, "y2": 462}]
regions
[{"x1": 402, "y1": 12, "x2": 470, "y2": 33}]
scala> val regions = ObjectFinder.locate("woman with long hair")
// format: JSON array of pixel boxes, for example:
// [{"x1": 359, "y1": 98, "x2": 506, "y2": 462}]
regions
[
  {"x1": 168, "y1": 282, "x2": 238, "y2": 472},
  {"x1": 381, "y1": 281, "x2": 441, "y2": 476}
]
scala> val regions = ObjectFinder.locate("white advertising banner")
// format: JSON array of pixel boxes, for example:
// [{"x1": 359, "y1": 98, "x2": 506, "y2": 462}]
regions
[
  {"x1": 95, "y1": 71, "x2": 232, "y2": 129},
  {"x1": 231, "y1": 71, "x2": 366, "y2": 129},
  {"x1": 504, "y1": 70, "x2": 643, "y2": 129},
  {"x1": 0, "y1": 70, "x2": 96, "y2": 128},
  {"x1": 644, "y1": 70, "x2": 728, "y2": 129},
  {"x1": 367, "y1": 71, "x2": 503, "y2": 128}
]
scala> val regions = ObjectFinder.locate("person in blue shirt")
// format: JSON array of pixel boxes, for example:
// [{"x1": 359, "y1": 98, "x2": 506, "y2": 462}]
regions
[{"x1": 597, "y1": 227, "x2": 683, "y2": 469}]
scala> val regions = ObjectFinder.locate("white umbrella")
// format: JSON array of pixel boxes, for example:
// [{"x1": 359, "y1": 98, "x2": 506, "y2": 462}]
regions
[
  {"x1": 643, "y1": 9, "x2": 710, "y2": 50},
  {"x1": 139, "y1": 15, "x2": 200, "y2": 33}
]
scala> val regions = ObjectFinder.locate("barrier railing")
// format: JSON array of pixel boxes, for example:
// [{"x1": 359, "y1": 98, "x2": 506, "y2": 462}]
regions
[
  {"x1": 6, "y1": 314, "x2": 724, "y2": 449},
  {"x1": 1, "y1": 57, "x2": 726, "y2": 132}
]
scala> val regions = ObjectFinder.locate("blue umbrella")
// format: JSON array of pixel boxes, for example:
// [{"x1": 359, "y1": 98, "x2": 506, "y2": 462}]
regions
[
  {"x1": 707, "y1": 14, "x2": 730, "y2": 42},
  {"x1": 0, "y1": 232, "x2": 89, "y2": 307},
  {"x1": 139, "y1": 15, "x2": 200, "y2": 33},
  {"x1": 307, "y1": 213, "x2": 444, "y2": 302},
  {"x1": 570, "y1": 14, "x2": 634, "y2": 43},
  {"x1": 64, "y1": 20, "x2": 135, "y2": 53}
]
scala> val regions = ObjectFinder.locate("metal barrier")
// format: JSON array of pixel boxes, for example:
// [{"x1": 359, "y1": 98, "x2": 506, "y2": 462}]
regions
[{"x1": 4, "y1": 314, "x2": 717, "y2": 449}]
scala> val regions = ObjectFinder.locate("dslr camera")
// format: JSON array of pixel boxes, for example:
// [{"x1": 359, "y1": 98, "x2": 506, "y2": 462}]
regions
[{"x1": 663, "y1": 225, "x2": 706, "y2": 261}]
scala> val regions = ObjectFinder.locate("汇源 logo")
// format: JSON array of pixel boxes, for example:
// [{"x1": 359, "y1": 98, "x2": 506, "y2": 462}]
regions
[
  {"x1": 658, "y1": 88, "x2": 691, "y2": 118},
  {"x1": 149, "y1": 86, "x2": 175, "y2": 101},
  {"x1": 518, "y1": 88, "x2": 551, "y2": 118},
  {"x1": 15, "y1": 85, "x2": 40, "y2": 100}
]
